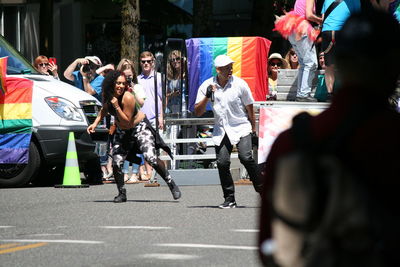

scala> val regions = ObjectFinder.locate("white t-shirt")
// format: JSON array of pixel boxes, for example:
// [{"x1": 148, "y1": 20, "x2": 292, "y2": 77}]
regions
[{"x1": 195, "y1": 75, "x2": 254, "y2": 146}]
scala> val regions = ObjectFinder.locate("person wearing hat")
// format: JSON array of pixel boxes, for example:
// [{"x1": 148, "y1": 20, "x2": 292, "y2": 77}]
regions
[
  {"x1": 194, "y1": 55, "x2": 263, "y2": 209},
  {"x1": 64, "y1": 56, "x2": 104, "y2": 101},
  {"x1": 267, "y1": 53, "x2": 288, "y2": 101}
]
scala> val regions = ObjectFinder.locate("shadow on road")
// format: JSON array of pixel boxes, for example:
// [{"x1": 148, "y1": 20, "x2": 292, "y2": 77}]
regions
[
  {"x1": 187, "y1": 205, "x2": 258, "y2": 209},
  {"x1": 93, "y1": 200, "x2": 180, "y2": 203}
]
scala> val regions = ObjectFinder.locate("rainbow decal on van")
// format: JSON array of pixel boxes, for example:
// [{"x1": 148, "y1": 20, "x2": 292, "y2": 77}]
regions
[
  {"x1": 185, "y1": 36, "x2": 271, "y2": 111},
  {"x1": 0, "y1": 77, "x2": 33, "y2": 164}
]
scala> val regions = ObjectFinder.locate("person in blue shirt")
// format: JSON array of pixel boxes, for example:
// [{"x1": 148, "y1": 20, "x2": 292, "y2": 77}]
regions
[
  {"x1": 321, "y1": 0, "x2": 361, "y2": 100},
  {"x1": 64, "y1": 56, "x2": 104, "y2": 101}
]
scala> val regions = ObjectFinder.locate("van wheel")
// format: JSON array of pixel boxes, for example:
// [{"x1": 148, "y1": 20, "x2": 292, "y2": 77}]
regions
[{"x1": 0, "y1": 142, "x2": 41, "y2": 187}]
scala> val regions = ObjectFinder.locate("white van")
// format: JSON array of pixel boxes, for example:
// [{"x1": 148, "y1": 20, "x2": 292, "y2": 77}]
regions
[{"x1": 0, "y1": 35, "x2": 108, "y2": 187}]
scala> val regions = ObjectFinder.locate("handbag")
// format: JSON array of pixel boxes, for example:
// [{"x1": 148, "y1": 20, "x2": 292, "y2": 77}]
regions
[{"x1": 314, "y1": 74, "x2": 327, "y2": 102}]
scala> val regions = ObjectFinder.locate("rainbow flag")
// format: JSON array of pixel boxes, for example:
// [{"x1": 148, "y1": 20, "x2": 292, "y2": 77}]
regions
[
  {"x1": 0, "y1": 77, "x2": 33, "y2": 164},
  {"x1": 185, "y1": 36, "x2": 271, "y2": 111},
  {"x1": 0, "y1": 57, "x2": 7, "y2": 95}
]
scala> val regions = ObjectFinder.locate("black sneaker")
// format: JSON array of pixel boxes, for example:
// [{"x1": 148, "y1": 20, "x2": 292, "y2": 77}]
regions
[
  {"x1": 167, "y1": 180, "x2": 181, "y2": 200},
  {"x1": 218, "y1": 200, "x2": 237, "y2": 209},
  {"x1": 295, "y1": 96, "x2": 318, "y2": 102},
  {"x1": 113, "y1": 188, "x2": 127, "y2": 203}
]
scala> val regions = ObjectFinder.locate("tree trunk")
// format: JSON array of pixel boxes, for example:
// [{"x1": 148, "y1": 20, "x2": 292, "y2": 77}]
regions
[
  {"x1": 121, "y1": 0, "x2": 140, "y2": 71},
  {"x1": 193, "y1": 0, "x2": 214, "y2": 37}
]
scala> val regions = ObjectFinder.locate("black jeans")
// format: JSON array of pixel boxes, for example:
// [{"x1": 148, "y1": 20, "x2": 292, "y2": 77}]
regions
[{"x1": 215, "y1": 134, "x2": 262, "y2": 201}]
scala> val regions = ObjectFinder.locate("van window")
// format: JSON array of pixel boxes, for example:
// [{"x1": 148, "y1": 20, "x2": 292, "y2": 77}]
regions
[{"x1": 0, "y1": 35, "x2": 37, "y2": 75}]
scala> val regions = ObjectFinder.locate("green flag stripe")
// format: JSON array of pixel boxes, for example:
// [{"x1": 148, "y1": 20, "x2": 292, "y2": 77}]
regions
[
  {"x1": 0, "y1": 119, "x2": 32, "y2": 134},
  {"x1": 212, "y1": 37, "x2": 228, "y2": 76}
]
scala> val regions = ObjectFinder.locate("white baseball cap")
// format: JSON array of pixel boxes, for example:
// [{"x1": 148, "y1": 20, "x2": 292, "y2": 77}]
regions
[
  {"x1": 214, "y1": 55, "x2": 234, "y2": 67},
  {"x1": 85, "y1": 56, "x2": 102, "y2": 66}
]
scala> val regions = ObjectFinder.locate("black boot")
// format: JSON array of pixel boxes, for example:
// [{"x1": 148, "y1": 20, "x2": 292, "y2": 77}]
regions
[
  {"x1": 167, "y1": 180, "x2": 181, "y2": 200},
  {"x1": 152, "y1": 161, "x2": 182, "y2": 200},
  {"x1": 113, "y1": 164, "x2": 126, "y2": 203},
  {"x1": 114, "y1": 188, "x2": 127, "y2": 203}
]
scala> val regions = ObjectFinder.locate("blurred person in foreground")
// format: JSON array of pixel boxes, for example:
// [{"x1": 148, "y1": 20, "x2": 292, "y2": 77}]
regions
[
  {"x1": 258, "y1": 8, "x2": 400, "y2": 266},
  {"x1": 194, "y1": 55, "x2": 263, "y2": 209}
]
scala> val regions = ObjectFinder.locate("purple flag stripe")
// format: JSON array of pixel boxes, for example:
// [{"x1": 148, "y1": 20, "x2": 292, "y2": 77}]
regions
[
  {"x1": 0, "y1": 148, "x2": 29, "y2": 164},
  {"x1": 186, "y1": 38, "x2": 200, "y2": 111}
]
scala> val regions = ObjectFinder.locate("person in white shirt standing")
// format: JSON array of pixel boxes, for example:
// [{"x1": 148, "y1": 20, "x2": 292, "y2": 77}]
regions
[{"x1": 195, "y1": 55, "x2": 262, "y2": 209}]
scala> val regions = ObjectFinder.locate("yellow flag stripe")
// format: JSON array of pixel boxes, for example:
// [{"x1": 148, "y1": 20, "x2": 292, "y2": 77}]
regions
[
  {"x1": 0, "y1": 103, "x2": 32, "y2": 120},
  {"x1": 0, "y1": 242, "x2": 48, "y2": 254},
  {"x1": 227, "y1": 37, "x2": 243, "y2": 77}
]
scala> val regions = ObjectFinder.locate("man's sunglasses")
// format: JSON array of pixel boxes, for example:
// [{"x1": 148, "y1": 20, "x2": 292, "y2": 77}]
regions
[
  {"x1": 141, "y1": 60, "x2": 153, "y2": 64},
  {"x1": 39, "y1": 63, "x2": 49, "y2": 67}
]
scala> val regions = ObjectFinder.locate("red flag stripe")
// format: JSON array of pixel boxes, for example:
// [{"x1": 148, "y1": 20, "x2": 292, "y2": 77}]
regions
[{"x1": 0, "y1": 77, "x2": 33, "y2": 104}]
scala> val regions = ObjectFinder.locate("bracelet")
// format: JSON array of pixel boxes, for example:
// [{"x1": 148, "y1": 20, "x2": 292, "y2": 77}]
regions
[{"x1": 114, "y1": 106, "x2": 120, "y2": 110}]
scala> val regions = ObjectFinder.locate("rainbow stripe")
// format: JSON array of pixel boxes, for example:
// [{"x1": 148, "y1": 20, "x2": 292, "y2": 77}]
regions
[
  {"x1": 0, "y1": 77, "x2": 33, "y2": 164},
  {"x1": 0, "y1": 57, "x2": 7, "y2": 95},
  {"x1": 186, "y1": 37, "x2": 271, "y2": 111}
]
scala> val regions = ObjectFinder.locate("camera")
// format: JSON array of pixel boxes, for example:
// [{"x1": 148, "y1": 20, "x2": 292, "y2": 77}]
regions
[{"x1": 126, "y1": 77, "x2": 133, "y2": 84}]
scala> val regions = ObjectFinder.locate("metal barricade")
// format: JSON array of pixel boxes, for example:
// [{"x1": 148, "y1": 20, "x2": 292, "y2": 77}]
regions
[{"x1": 161, "y1": 117, "x2": 221, "y2": 170}]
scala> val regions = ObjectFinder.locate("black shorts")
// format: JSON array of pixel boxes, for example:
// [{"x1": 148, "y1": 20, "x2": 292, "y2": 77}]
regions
[{"x1": 321, "y1": 31, "x2": 336, "y2": 66}]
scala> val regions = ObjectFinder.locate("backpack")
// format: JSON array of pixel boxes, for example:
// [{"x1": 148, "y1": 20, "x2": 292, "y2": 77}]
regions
[{"x1": 271, "y1": 112, "x2": 382, "y2": 267}]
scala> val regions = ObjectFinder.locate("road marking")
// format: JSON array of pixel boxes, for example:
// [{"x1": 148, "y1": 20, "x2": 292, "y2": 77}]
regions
[
  {"x1": 0, "y1": 226, "x2": 15, "y2": 228},
  {"x1": 99, "y1": 226, "x2": 172, "y2": 230},
  {"x1": 0, "y1": 242, "x2": 47, "y2": 254},
  {"x1": 232, "y1": 229, "x2": 259, "y2": 233},
  {"x1": 0, "y1": 243, "x2": 19, "y2": 249},
  {"x1": 24, "y1": 234, "x2": 65, "y2": 237},
  {"x1": 141, "y1": 253, "x2": 200, "y2": 260},
  {"x1": 156, "y1": 243, "x2": 257, "y2": 251},
  {"x1": 0, "y1": 239, "x2": 103, "y2": 244}
]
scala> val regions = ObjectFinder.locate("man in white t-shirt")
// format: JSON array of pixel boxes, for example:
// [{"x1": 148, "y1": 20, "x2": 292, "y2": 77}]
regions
[{"x1": 195, "y1": 55, "x2": 263, "y2": 209}]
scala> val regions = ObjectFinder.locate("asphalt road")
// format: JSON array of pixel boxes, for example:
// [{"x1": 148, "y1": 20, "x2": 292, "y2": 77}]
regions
[{"x1": 0, "y1": 182, "x2": 263, "y2": 267}]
